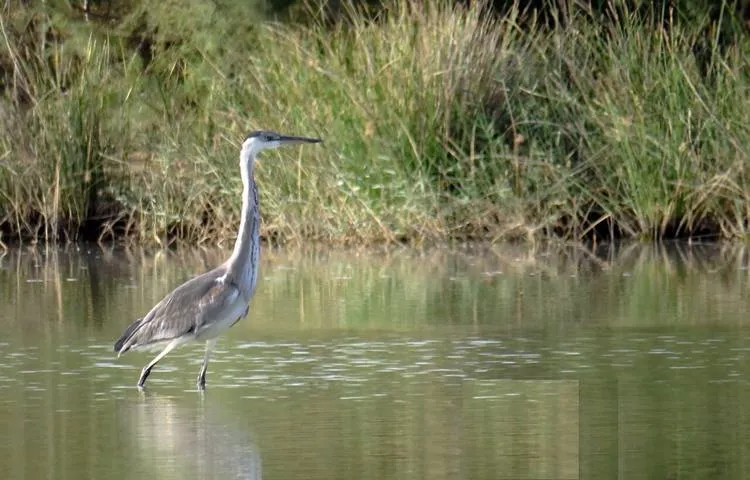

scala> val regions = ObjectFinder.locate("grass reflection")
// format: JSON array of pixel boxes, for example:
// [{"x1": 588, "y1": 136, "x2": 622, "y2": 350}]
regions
[{"x1": 0, "y1": 242, "x2": 749, "y2": 338}]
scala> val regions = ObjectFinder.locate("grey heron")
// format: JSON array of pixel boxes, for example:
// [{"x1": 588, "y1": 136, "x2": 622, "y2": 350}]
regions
[{"x1": 113, "y1": 130, "x2": 322, "y2": 389}]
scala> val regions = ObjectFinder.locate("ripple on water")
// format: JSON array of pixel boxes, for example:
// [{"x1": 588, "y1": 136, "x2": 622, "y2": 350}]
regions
[
  {"x1": 5, "y1": 328, "x2": 750, "y2": 398},
  {"x1": 94, "y1": 362, "x2": 133, "y2": 369}
]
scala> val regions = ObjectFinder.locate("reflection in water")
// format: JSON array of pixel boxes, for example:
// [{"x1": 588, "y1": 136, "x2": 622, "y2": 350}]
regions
[
  {"x1": 120, "y1": 394, "x2": 262, "y2": 480},
  {"x1": 2, "y1": 242, "x2": 750, "y2": 334},
  {"x1": 1, "y1": 243, "x2": 750, "y2": 479}
]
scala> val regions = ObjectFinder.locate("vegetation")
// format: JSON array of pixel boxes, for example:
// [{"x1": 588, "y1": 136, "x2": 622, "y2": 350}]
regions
[{"x1": 0, "y1": 0, "x2": 748, "y2": 247}]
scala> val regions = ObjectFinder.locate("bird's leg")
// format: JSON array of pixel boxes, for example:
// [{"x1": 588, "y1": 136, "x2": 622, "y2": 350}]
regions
[
  {"x1": 197, "y1": 338, "x2": 218, "y2": 390},
  {"x1": 137, "y1": 366, "x2": 152, "y2": 388},
  {"x1": 137, "y1": 339, "x2": 181, "y2": 389}
]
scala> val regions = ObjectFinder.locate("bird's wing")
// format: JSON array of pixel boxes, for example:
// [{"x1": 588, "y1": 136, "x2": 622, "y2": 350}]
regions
[{"x1": 118, "y1": 268, "x2": 239, "y2": 351}]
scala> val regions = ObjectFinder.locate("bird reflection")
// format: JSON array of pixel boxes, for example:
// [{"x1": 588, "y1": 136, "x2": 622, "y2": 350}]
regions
[{"x1": 119, "y1": 393, "x2": 262, "y2": 479}]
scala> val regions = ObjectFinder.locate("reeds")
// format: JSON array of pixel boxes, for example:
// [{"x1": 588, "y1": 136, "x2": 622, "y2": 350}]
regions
[{"x1": 0, "y1": 1, "x2": 747, "y2": 246}]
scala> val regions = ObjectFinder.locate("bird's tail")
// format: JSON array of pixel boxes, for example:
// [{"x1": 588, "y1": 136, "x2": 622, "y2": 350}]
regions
[{"x1": 114, "y1": 317, "x2": 144, "y2": 355}]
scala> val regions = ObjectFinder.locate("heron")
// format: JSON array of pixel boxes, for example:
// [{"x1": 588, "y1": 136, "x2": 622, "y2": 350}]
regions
[{"x1": 113, "y1": 130, "x2": 322, "y2": 389}]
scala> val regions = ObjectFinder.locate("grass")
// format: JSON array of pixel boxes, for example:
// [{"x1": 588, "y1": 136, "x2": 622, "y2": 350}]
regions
[{"x1": 0, "y1": 0, "x2": 748, "y2": 247}]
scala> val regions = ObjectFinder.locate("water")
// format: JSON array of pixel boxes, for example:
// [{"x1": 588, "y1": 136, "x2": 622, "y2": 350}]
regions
[{"x1": 1, "y1": 243, "x2": 750, "y2": 479}]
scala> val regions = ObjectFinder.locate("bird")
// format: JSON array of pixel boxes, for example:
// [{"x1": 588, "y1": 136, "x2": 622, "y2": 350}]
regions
[{"x1": 113, "y1": 130, "x2": 322, "y2": 389}]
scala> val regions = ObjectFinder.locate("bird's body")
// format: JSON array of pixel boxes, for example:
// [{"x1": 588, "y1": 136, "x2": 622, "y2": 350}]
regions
[
  {"x1": 114, "y1": 264, "x2": 248, "y2": 353},
  {"x1": 114, "y1": 130, "x2": 321, "y2": 389}
]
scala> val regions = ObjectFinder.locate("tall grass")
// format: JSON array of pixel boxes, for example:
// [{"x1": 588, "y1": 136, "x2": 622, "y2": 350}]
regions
[
  {"x1": 561, "y1": 11, "x2": 750, "y2": 239},
  {"x1": 0, "y1": 0, "x2": 748, "y2": 246},
  {"x1": 241, "y1": 2, "x2": 533, "y2": 242}
]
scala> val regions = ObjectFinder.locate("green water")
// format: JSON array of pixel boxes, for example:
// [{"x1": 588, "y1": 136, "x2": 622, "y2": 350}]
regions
[{"x1": 1, "y1": 243, "x2": 750, "y2": 479}]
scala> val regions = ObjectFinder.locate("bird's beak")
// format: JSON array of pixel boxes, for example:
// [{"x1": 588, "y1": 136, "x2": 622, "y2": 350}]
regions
[{"x1": 278, "y1": 135, "x2": 322, "y2": 145}]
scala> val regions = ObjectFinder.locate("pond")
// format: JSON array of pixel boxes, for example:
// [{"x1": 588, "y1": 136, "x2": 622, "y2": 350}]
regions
[{"x1": 0, "y1": 243, "x2": 749, "y2": 479}]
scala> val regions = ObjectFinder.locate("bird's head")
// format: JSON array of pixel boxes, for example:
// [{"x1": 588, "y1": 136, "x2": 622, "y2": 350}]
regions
[{"x1": 241, "y1": 130, "x2": 322, "y2": 163}]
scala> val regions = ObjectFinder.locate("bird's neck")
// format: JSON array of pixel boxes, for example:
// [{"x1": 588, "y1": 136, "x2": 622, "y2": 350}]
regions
[{"x1": 226, "y1": 158, "x2": 260, "y2": 298}]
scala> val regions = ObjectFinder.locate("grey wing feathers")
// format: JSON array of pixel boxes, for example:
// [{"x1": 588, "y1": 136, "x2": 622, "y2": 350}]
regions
[
  {"x1": 114, "y1": 317, "x2": 144, "y2": 352},
  {"x1": 115, "y1": 267, "x2": 238, "y2": 354}
]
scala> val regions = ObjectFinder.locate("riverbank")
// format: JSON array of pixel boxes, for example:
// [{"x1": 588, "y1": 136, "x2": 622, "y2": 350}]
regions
[{"x1": 1, "y1": 1, "x2": 748, "y2": 246}]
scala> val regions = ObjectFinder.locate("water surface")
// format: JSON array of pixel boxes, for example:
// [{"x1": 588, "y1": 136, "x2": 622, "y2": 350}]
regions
[{"x1": 1, "y1": 243, "x2": 750, "y2": 479}]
